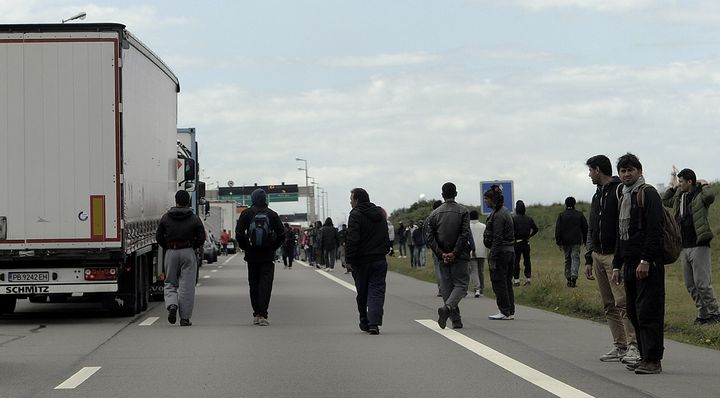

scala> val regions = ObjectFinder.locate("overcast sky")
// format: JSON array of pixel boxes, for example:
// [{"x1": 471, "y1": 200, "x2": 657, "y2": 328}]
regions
[{"x1": 5, "y1": 1, "x2": 720, "y2": 222}]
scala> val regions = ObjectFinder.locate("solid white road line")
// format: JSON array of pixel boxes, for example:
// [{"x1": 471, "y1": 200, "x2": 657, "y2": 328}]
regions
[
  {"x1": 202, "y1": 275, "x2": 211, "y2": 279},
  {"x1": 211, "y1": 269, "x2": 218, "y2": 273},
  {"x1": 315, "y1": 269, "x2": 356, "y2": 292},
  {"x1": 295, "y1": 260, "x2": 313, "y2": 268},
  {"x1": 222, "y1": 254, "x2": 237, "y2": 265},
  {"x1": 55, "y1": 367, "x2": 102, "y2": 389},
  {"x1": 139, "y1": 317, "x2": 159, "y2": 326},
  {"x1": 415, "y1": 320, "x2": 594, "y2": 398}
]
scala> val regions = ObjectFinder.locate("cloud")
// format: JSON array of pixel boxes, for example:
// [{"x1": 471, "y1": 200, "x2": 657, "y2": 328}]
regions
[
  {"x1": 321, "y1": 52, "x2": 439, "y2": 68},
  {"x1": 179, "y1": 59, "x2": 720, "y2": 215},
  {"x1": 505, "y1": 0, "x2": 653, "y2": 12}
]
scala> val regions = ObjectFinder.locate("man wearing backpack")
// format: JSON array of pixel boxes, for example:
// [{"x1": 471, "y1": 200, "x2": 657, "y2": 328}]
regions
[
  {"x1": 662, "y1": 167, "x2": 720, "y2": 325},
  {"x1": 585, "y1": 155, "x2": 639, "y2": 364},
  {"x1": 236, "y1": 188, "x2": 285, "y2": 326},
  {"x1": 611, "y1": 153, "x2": 665, "y2": 375}
]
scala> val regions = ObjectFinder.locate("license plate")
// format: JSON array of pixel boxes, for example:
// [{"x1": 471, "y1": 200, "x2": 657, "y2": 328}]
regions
[{"x1": 8, "y1": 272, "x2": 49, "y2": 282}]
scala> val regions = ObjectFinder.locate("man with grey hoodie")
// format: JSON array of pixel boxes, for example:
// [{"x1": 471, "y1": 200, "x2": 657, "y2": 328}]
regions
[
  {"x1": 425, "y1": 182, "x2": 472, "y2": 329},
  {"x1": 156, "y1": 190, "x2": 206, "y2": 326}
]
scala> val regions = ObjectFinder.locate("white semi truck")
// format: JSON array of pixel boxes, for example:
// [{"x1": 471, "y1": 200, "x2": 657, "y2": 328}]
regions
[
  {"x1": 0, "y1": 23, "x2": 189, "y2": 316},
  {"x1": 205, "y1": 201, "x2": 238, "y2": 253}
]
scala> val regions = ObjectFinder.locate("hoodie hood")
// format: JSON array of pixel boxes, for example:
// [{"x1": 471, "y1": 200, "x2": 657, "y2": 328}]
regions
[
  {"x1": 355, "y1": 201, "x2": 385, "y2": 222},
  {"x1": 251, "y1": 188, "x2": 267, "y2": 206},
  {"x1": 168, "y1": 206, "x2": 194, "y2": 220},
  {"x1": 515, "y1": 200, "x2": 526, "y2": 215}
]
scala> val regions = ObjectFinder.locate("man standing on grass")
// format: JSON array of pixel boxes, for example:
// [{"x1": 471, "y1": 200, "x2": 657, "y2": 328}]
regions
[
  {"x1": 611, "y1": 153, "x2": 665, "y2": 375},
  {"x1": 346, "y1": 188, "x2": 390, "y2": 335},
  {"x1": 555, "y1": 196, "x2": 588, "y2": 288},
  {"x1": 662, "y1": 167, "x2": 720, "y2": 325},
  {"x1": 425, "y1": 182, "x2": 471, "y2": 329},
  {"x1": 585, "y1": 154, "x2": 640, "y2": 364}
]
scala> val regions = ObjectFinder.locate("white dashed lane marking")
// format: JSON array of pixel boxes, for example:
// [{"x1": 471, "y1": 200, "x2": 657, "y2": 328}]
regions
[
  {"x1": 55, "y1": 367, "x2": 101, "y2": 389},
  {"x1": 139, "y1": 317, "x2": 159, "y2": 326}
]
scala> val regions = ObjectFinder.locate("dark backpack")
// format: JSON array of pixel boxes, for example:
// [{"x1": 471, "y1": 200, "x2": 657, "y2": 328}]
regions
[
  {"x1": 248, "y1": 210, "x2": 273, "y2": 248},
  {"x1": 636, "y1": 185, "x2": 682, "y2": 265}
]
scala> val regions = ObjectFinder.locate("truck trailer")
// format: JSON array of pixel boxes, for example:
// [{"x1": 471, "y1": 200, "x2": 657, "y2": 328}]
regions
[{"x1": 0, "y1": 23, "x2": 190, "y2": 315}]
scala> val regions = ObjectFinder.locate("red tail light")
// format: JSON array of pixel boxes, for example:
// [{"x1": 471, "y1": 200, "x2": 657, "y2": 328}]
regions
[{"x1": 84, "y1": 267, "x2": 118, "y2": 281}]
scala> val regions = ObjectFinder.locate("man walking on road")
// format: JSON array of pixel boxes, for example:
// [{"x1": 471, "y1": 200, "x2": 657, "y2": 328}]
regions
[
  {"x1": 236, "y1": 188, "x2": 285, "y2": 326},
  {"x1": 346, "y1": 188, "x2": 390, "y2": 335},
  {"x1": 512, "y1": 200, "x2": 538, "y2": 287},
  {"x1": 585, "y1": 155, "x2": 640, "y2": 364},
  {"x1": 612, "y1": 153, "x2": 666, "y2": 375},
  {"x1": 220, "y1": 229, "x2": 230, "y2": 256},
  {"x1": 555, "y1": 196, "x2": 588, "y2": 287},
  {"x1": 156, "y1": 190, "x2": 206, "y2": 327},
  {"x1": 662, "y1": 167, "x2": 720, "y2": 325},
  {"x1": 425, "y1": 182, "x2": 472, "y2": 329}
]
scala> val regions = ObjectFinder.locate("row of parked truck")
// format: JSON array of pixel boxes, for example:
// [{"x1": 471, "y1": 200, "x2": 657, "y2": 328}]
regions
[{"x1": 0, "y1": 23, "x2": 210, "y2": 316}]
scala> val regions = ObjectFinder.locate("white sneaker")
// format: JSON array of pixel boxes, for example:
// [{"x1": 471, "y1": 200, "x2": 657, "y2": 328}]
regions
[
  {"x1": 488, "y1": 312, "x2": 513, "y2": 320},
  {"x1": 621, "y1": 345, "x2": 641, "y2": 364},
  {"x1": 599, "y1": 347, "x2": 626, "y2": 362},
  {"x1": 474, "y1": 289, "x2": 481, "y2": 298},
  {"x1": 253, "y1": 316, "x2": 260, "y2": 325}
]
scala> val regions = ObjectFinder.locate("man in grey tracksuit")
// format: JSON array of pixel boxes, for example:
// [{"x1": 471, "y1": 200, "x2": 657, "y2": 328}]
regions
[
  {"x1": 156, "y1": 190, "x2": 206, "y2": 326},
  {"x1": 425, "y1": 182, "x2": 472, "y2": 329}
]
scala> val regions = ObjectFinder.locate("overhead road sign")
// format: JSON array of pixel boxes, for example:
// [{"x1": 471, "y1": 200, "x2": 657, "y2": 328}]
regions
[{"x1": 218, "y1": 183, "x2": 299, "y2": 203}]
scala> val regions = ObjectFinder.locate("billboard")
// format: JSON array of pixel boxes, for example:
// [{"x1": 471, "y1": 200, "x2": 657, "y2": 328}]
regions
[{"x1": 480, "y1": 180, "x2": 514, "y2": 215}]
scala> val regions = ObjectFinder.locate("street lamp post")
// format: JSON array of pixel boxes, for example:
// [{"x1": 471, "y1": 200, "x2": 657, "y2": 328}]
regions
[
  {"x1": 62, "y1": 12, "x2": 86, "y2": 23},
  {"x1": 295, "y1": 158, "x2": 312, "y2": 224},
  {"x1": 310, "y1": 179, "x2": 319, "y2": 223}
]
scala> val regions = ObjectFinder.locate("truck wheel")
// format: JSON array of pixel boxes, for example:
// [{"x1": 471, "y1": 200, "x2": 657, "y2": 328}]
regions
[{"x1": 0, "y1": 297, "x2": 17, "y2": 314}]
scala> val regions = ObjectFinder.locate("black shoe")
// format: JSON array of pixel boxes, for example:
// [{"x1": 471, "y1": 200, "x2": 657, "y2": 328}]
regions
[
  {"x1": 368, "y1": 325, "x2": 380, "y2": 335},
  {"x1": 635, "y1": 360, "x2": 662, "y2": 374},
  {"x1": 437, "y1": 305, "x2": 450, "y2": 329},
  {"x1": 359, "y1": 323, "x2": 369, "y2": 332},
  {"x1": 566, "y1": 280, "x2": 572, "y2": 287},
  {"x1": 694, "y1": 317, "x2": 708, "y2": 325},
  {"x1": 451, "y1": 319, "x2": 463, "y2": 329},
  {"x1": 180, "y1": 319, "x2": 192, "y2": 327},
  {"x1": 167, "y1": 304, "x2": 178, "y2": 324},
  {"x1": 571, "y1": 279, "x2": 577, "y2": 288}
]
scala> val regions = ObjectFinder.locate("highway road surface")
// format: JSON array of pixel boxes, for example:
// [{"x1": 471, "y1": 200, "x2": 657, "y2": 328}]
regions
[{"x1": 2, "y1": 254, "x2": 719, "y2": 398}]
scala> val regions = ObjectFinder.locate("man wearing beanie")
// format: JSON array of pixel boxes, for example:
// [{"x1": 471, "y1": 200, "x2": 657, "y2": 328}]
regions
[
  {"x1": 425, "y1": 182, "x2": 472, "y2": 329},
  {"x1": 236, "y1": 188, "x2": 285, "y2": 326},
  {"x1": 156, "y1": 190, "x2": 206, "y2": 326}
]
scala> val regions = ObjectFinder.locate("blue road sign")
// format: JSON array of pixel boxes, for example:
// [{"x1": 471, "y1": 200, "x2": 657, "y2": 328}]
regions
[{"x1": 480, "y1": 180, "x2": 515, "y2": 215}]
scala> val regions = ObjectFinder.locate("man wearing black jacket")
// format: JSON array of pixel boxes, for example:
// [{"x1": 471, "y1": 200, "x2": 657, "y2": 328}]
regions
[
  {"x1": 586, "y1": 155, "x2": 639, "y2": 364},
  {"x1": 512, "y1": 200, "x2": 538, "y2": 286},
  {"x1": 235, "y1": 189, "x2": 285, "y2": 326},
  {"x1": 555, "y1": 196, "x2": 588, "y2": 287},
  {"x1": 611, "y1": 153, "x2": 665, "y2": 375},
  {"x1": 156, "y1": 190, "x2": 206, "y2": 326},
  {"x1": 346, "y1": 188, "x2": 390, "y2": 335}
]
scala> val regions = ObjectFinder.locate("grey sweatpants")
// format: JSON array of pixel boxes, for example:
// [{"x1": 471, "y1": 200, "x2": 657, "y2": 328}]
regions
[
  {"x1": 681, "y1": 246, "x2": 720, "y2": 319},
  {"x1": 164, "y1": 248, "x2": 198, "y2": 320}
]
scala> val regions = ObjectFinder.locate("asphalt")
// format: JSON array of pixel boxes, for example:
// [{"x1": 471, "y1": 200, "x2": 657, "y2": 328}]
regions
[{"x1": 1, "y1": 254, "x2": 719, "y2": 398}]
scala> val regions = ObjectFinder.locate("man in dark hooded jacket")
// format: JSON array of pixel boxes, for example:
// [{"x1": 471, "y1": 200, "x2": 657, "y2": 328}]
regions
[
  {"x1": 512, "y1": 200, "x2": 538, "y2": 286},
  {"x1": 346, "y1": 188, "x2": 390, "y2": 335},
  {"x1": 156, "y1": 190, "x2": 206, "y2": 326},
  {"x1": 236, "y1": 189, "x2": 285, "y2": 326}
]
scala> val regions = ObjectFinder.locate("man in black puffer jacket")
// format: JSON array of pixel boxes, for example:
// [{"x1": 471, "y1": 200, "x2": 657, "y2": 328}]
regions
[
  {"x1": 346, "y1": 188, "x2": 390, "y2": 335},
  {"x1": 511, "y1": 200, "x2": 538, "y2": 286}
]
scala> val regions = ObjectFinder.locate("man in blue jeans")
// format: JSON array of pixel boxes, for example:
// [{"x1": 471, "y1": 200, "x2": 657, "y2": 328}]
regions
[{"x1": 346, "y1": 187, "x2": 390, "y2": 335}]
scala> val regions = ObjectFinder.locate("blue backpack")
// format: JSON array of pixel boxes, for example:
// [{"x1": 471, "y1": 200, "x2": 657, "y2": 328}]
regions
[{"x1": 248, "y1": 210, "x2": 273, "y2": 248}]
